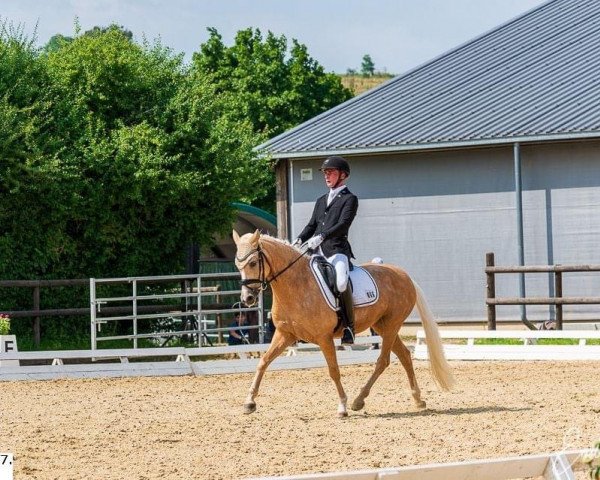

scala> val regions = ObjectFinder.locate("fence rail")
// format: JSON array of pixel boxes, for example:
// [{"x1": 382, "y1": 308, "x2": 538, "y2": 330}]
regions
[
  {"x1": 90, "y1": 272, "x2": 263, "y2": 349},
  {"x1": 0, "y1": 270, "x2": 261, "y2": 348},
  {"x1": 486, "y1": 252, "x2": 600, "y2": 330},
  {"x1": 0, "y1": 278, "x2": 89, "y2": 347}
]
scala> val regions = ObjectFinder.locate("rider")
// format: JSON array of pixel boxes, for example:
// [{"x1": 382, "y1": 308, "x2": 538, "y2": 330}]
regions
[{"x1": 294, "y1": 156, "x2": 359, "y2": 344}]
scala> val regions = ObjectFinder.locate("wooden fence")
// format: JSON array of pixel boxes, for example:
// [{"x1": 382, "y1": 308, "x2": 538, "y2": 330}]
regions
[
  {"x1": 0, "y1": 279, "x2": 89, "y2": 347},
  {"x1": 486, "y1": 252, "x2": 600, "y2": 330}
]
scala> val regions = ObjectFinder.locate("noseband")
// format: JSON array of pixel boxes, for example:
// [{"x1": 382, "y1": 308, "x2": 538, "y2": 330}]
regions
[
  {"x1": 236, "y1": 244, "x2": 308, "y2": 294},
  {"x1": 236, "y1": 246, "x2": 270, "y2": 293}
]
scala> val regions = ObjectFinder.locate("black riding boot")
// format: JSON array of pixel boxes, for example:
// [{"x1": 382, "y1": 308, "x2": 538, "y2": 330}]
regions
[{"x1": 339, "y1": 287, "x2": 355, "y2": 345}]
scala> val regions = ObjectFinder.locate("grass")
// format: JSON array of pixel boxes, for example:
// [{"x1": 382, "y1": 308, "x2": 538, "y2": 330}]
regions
[
  {"x1": 340, "y1": 74, "x2": 394, "y2": 95},
  {"x1": 476, "y1": 338, "x2": 600, "y2": 345},
  {"x1": 475, "y1": 338, "x2": 522, "y2": 345}
]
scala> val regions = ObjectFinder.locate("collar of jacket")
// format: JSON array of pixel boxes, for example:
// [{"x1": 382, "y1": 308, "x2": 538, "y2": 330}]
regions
[{"x1": 324, "y1": 186, "x2": 349, "y2": 209}]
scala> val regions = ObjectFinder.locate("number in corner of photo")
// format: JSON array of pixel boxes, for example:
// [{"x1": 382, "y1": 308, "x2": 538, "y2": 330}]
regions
[{"x1": 0, "y1": 453, "x2": 13, "y2": 480}]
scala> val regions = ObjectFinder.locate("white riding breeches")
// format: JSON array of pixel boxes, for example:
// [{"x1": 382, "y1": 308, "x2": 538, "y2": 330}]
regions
[{"x1": 327, "y1": 253, "x2": 349, "y2": 292}]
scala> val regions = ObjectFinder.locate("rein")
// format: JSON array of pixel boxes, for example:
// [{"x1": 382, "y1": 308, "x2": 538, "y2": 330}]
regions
[{"x1": 237, "y1": 243, "x2": 308, "y2": 292}]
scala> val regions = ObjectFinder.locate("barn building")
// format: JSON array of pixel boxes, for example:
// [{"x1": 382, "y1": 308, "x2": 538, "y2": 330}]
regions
[{"x1": 260, "y1": 0, "x2": 600, "y2": 323}]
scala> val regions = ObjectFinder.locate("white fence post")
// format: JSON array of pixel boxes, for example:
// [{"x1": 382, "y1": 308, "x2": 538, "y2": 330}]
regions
[
  {"x1": 132, "y1": 279, "x2": 138, "y2": 349},
  {"x1": 90, "y1": 277, "x2": 96, "y2": 351},
  {"x1": 544, "y1": 453, "x2": 575, "y2": 480}
]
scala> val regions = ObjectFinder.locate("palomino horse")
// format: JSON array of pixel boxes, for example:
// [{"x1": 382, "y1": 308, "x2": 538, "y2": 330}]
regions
[{"x1": 233, "y1": 230, "x2": 455, "y2": 417}]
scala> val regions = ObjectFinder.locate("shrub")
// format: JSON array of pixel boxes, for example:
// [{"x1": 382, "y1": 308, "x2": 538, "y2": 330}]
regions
[
  {"x1": 0, "y1": 314, "x2": 10, "y2": 335},
  {"x1": 581, "y1": 440, "x2": 600, "y2": 479}
]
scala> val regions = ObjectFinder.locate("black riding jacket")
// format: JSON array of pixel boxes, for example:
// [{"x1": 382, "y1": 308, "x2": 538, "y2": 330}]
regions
[{"x1": 298, "y1": 187, "x2": 358, "y2": 259}]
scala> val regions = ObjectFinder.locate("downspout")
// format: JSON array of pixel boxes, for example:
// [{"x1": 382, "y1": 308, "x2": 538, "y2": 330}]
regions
[
  {"x1": 514, "y1": 143, "x2": 536, "y2": 330},
  {"x1": 288, "y1": 159, "x2": 294, "y2": 241}
]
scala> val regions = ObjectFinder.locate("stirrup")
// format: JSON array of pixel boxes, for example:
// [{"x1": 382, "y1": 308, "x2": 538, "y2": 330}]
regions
[{"x1": 341, "y1": 327, "x2": 355, "y2": 345}]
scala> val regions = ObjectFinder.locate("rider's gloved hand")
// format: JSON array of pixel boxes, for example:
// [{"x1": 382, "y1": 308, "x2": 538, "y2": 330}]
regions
[{"x1": 307, "y1": 234, "x2": 324, "y2": 250}]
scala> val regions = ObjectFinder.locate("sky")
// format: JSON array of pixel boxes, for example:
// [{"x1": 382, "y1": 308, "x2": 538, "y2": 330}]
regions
[{"x1": 2, "y1": 0, "x2": 548, "y2": 75}]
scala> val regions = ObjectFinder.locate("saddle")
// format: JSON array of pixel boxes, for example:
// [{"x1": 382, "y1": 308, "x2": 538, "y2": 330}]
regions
[
  {"x1": 309, "y1": 256, "x2": 378, "y2": 311},
  {"x1": 312, "y1": 256, "x2": 339, "y2": 295},
  {"x1": 311, "y1": 256, "x2": 348, "y2": 331}
]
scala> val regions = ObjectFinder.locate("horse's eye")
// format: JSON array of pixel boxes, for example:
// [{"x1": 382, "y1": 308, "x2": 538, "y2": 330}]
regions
[{"x1": 249, "y1": 261, "x2": 257, "y2": 268}]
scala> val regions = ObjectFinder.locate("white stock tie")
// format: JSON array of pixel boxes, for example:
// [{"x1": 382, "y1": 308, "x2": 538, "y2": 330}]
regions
[{"x1": 327, "y1": 192, "x2": 336, "y2": 206}]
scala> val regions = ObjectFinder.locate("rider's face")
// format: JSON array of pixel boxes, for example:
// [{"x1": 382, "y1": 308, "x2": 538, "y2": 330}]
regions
[{"x1": 323, "y1": 168, "x2": 343, "y2": 188}]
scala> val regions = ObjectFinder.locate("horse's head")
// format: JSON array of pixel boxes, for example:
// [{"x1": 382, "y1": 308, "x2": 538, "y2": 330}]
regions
[{"x1": 233, "y1": 229, "x2": 268, "y2": 307}]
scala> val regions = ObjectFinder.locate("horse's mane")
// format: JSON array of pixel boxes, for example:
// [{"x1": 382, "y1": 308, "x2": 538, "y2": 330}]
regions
[
  {"x1": 259, "y1": 234, "x2": 292, "y2": 247},
  {"x1": 259, "y1": 234, "x2": 305, "y2": 258}
]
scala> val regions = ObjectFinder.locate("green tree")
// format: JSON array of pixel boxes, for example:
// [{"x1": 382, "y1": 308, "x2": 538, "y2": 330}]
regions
[
  {"x1": 83, "y1": 25, "x2": 133, "y2": 40},
  {"x1": 0, "y1": 25, "x2": 269, "y2": 343},
  {"x1": 193, "y1": 27, "x2": 351, "y2": 135},
  {"x1": 361, "y1": 54, "x2": 375, "y2": 76},
  {"x1": 0, "y1": 21, "x2": 48, "y2": 190},
  {"x1": 40, "y1": 25, "x2": 267, "y2": 277},
  {"x1": 43, "y1": 33, "x2": 73, "y2": 53},
  {"x1": 43, "y1": 25, "x2": 131, "y2": 53},
  {"x1": 192, "y1": 28, "x2": 352, "y2": 211}
]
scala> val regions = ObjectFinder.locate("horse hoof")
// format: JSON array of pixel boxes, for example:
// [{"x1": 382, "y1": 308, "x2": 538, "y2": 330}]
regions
[
  {"x1": 337, "y1": 410, "x2": 348, "y2": 418},
  {"x1": 351, "y1": 398, "x2": 365, "y2": 411},
  {"x1": 243, "y1": 402, "x2": 256, "y2": 414},
  {"x1": 415, "y1": 400, "x2": 426, "y2": 410}
]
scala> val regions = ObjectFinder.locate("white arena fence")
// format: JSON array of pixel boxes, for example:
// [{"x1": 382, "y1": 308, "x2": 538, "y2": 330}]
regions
[
  {"x1": 246, "y1": 450, "x2": 588, "y2": 480},
  {"x1": 0, "y1": 336, "x2": 384, "y2": 381},
  {"x1": 2, "y1": 328, "x2": 600, "y2": 380}
]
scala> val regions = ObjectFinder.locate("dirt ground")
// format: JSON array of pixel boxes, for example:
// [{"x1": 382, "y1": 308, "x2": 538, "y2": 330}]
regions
[{"x1": 0, "y1": 360, "x2": 598, "y2": 480}]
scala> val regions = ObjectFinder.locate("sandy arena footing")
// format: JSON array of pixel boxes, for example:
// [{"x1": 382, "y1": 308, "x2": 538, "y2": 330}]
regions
[{"x1": 0, "y1": 360, "x2": 598, "y2": 479}]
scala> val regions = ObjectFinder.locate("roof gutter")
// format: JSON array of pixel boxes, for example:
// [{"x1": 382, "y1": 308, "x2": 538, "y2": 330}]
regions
[{"x1": 262, "y1": 131, "x2": 600, "y2": 160}]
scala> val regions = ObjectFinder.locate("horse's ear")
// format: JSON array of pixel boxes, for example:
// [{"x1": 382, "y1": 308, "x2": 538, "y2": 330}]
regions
[
  {"x1": 232, "y1": 230, "x2": 241, "y2": 245},
  {"x1": 249, "y1": 229, "x2": 260, "y2": 246}
]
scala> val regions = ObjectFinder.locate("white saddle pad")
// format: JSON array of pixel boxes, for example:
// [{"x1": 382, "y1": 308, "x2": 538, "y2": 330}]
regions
[{"x1": 309, "y1": 257, "x2": 380, "y2": 311}]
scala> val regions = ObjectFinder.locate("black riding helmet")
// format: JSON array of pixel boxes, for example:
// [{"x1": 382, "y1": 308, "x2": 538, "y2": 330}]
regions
[{"x1": 319, "y1": 156, "x2": 350, "y2": 175}]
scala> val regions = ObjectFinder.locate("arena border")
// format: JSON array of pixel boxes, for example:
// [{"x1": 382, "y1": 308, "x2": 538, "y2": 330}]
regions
[
  {"x1": 1, "y1": 330, "x2": 599, "y2": 381},
  {"x1": 0, "y1": 336, "x2": 384, "y2": 381},
  {"x1": 246, "y1": 450, "x2": 588, "y2": 480}
]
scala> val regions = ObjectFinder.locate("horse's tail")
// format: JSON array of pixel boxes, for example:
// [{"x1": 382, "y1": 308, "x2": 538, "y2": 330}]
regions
[{"x1": 412, "y1": 281, "x2": 455, "y2": 391}]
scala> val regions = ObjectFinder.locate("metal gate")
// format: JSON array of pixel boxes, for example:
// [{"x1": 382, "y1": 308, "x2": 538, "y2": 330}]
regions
[{"x1": 89, "y1": 273, "x2": 263, "y2": 349}]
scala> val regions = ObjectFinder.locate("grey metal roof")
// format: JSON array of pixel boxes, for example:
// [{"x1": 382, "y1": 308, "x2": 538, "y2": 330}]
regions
[{"x1": 261, "y1": 0, "x2": 600, "y2": 159}]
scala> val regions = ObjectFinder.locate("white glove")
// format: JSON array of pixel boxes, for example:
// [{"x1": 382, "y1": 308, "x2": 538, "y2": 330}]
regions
[
  {"x1": 292, "y1": 238, "x2": 302, "y2": 247},
  {"x1": 307, "y1": 235, "x2": 324, "y2": 250}
]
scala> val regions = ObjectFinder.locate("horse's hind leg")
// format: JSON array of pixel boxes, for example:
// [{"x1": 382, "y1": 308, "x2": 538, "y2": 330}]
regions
[
  {"x1": 244, "y1": 329, "x2": 296, "y2": 414},
  {"x1": 391, "y1": 337, "x2": 426, "y2": 409},
  {"x1": 351, "y1": 330, "x2": 395, "y2": 411}
]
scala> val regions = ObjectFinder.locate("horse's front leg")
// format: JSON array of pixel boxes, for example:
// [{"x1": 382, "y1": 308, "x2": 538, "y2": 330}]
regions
[
  {"x1": 318, "y1": 338, "x2": 348, "y2": 418},
  {"x1": 244, "y1": 329, "x2": 296, "y2": 414}
]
